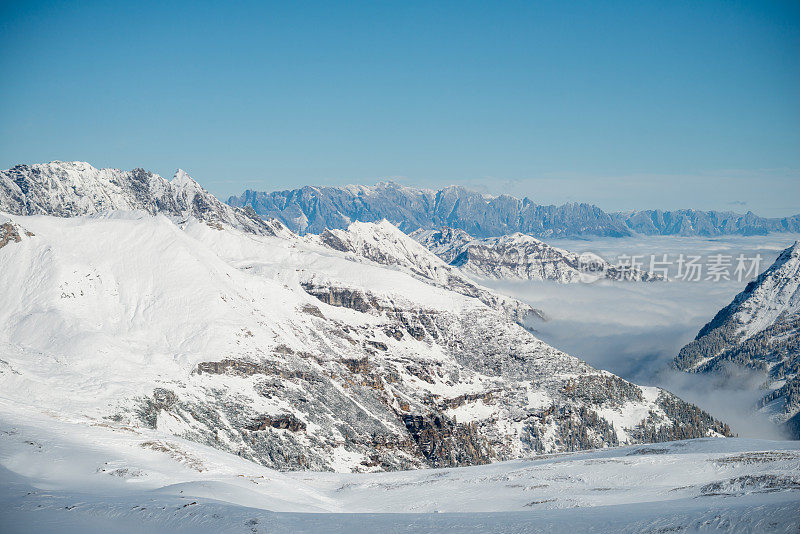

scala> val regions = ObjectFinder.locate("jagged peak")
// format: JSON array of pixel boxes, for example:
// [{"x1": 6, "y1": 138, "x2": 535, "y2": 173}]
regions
[
  {"x1": 495, "y1": 232, "x2": 545, "y2": 244},
  {"x1": 38, "y1": 160, "x2": 95, "y2": 169},
  {"x1": 759, "y1": 241, "x2": 800, "y2": 279},
  {"x1": 170, "y1": 168, "x2": 205, "y2": 193}
]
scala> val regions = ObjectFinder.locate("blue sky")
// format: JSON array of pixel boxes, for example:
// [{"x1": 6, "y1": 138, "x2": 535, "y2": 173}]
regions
[{"x1": 1, "y1": 1, "x2": 798, "y2": 216}]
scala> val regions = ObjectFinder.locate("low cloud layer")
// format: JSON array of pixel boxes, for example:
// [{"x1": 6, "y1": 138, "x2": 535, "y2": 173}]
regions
[{"x1": 485, "y1": 234, "x2": 800, "y2": 439}]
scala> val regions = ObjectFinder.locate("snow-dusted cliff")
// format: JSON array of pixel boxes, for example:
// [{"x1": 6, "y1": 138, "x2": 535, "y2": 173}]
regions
[
  {"x1": 412, "y1": 227, "x2": 663, "y2": 283},
  {"x1": 674, "y1": 241, "x2": 800, "y2": 437}
]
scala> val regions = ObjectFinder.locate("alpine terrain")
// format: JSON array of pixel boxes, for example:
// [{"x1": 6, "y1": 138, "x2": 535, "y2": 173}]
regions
[
  {"x1": 0, "y1": 162, "x2": 732, "y2": 476},
  {"x1": 674, "y1": 241, "x2": 800, "y2": 438},
  {"x1": 411, "y1": 226, "x2": 663, "y2": 283}
]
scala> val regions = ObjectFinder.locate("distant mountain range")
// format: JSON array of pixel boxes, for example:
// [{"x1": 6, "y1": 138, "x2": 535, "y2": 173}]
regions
[
  {"x1": 674, "y1": 241, "x2": 800, "y2": 438},
  {"x1": 228, "y1": 182, "x2": 800, "y2": 238}
]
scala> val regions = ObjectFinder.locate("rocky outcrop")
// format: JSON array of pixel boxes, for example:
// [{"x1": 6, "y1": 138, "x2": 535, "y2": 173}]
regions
[
  {"x1": 402, "y1": 413, "x2": 495, "y2": 467},
  {"x1": 0, "y1": 220, "x2": 33, "y2": 249},
  {"x1": 247, "y1": 414, "x2": 307, "y2": 432}
]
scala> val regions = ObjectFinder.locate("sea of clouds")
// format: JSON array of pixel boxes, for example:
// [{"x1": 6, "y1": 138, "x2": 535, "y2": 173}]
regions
[{"x1": 485, "y1": 233, "x2": 800, "y2": 440}]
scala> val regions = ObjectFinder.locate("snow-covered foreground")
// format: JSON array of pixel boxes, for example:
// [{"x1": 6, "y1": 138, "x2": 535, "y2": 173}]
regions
[{"x1": 1, "y1": 403, "x2": 798, "y2": 533}]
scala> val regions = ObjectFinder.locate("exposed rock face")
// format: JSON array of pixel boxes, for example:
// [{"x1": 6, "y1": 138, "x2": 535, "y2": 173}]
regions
[
  {"x1": 412, "y1": 227, "x2": 663, "y2": 283},
  {"x1": 0, "y1": 220, "x2": 33, "y2": 249},
  {"x1": 1, "y1": 161, "x2": 289, "y2": 237},
  {"x1": 402, "y1": 414, "x2": 495, "y2": 467},
  {"x1": 228, "y1": 181, "x2": 800, "y2": 238},
  {"x1": 674, "y1": 242, "x2": 800, "y2": 437},
  {"x1": 248, "y1": 414, "x2": 307, "y2": 432},
  {"x1": 132, "y1": 273, "x2": 732, "y2": 472}
]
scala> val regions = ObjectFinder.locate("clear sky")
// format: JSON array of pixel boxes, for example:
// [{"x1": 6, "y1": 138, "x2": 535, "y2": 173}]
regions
[{"x1": 1, "y1": 1, "x2": 798, "y2": 216}]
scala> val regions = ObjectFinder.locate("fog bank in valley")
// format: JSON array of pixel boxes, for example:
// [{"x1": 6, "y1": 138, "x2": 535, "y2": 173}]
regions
[{"x1": 486, "y1": 234, "x2": 800, "y2": 440}]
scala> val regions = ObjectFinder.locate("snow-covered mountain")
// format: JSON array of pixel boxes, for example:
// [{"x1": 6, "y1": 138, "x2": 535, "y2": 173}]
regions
[
  {"x1": 228, "y1": 182, "x2": 800, "y2": 238},
  {"x1": 674, "y1": 241, "x2": 800, "y2": 437},
  {"x1": 0, "y1": 210, "x2": 731, "y2": 473},
  {"x1": 0, "y1": 161, "x2": 736, "y2": 476},
  {"x1": 0, "y1": 161, "x2": 289, "y2": 237},
  {"x1": 412, "y1": 227, "x2": 663, "y2": 283}
]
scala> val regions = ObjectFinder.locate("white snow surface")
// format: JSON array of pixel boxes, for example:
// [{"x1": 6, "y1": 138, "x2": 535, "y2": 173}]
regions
[{"x1": 0, "y1": 404, "x2": 798, "y2": 533}]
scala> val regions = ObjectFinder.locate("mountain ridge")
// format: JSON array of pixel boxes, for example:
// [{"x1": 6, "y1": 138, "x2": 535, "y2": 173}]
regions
[
  {"x1": 1, "y1": 161, "x2": 289, "y2": 237},
  {"x1": 229, "y1": 181, "x2": 800, "y2": 238},
  {"x1": 674, "y1": 241, "x2": 800, "y2": 437}
]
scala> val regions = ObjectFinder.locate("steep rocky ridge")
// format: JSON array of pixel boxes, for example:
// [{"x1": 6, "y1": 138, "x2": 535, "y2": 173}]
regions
[
  {"x1": 616, "y1": 209, "x2": 800, "y2": 236},
  {"x1": 310, "y1": 221, "x2": 544, "y2": 323},
  {"x1": 229, "y1": 182, "x2": 633, "y2": 238},
  {"x1": 674, "y1": 242, "x2": 800, "y2": 437}
]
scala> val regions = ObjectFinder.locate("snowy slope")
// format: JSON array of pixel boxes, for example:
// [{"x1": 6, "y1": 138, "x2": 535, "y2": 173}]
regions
[
  {"x1": 675, "y1": 242, "x2": 800, "y2": 436},
  {"x1": 0, "y1": 210, "x2": 731, "y2": 474},
  {"x1": 0, "y1": 405, "x2": 798, "y2": 533},
  {"x1": 412, "y1": 227, "x2": 663, "y2": 283},
  {"x1": 0, "y1": 161, "x2": 289, "y2": 237},
  {"x1": 311, "y1": 220, "x2": 544, "y2": 324}
]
